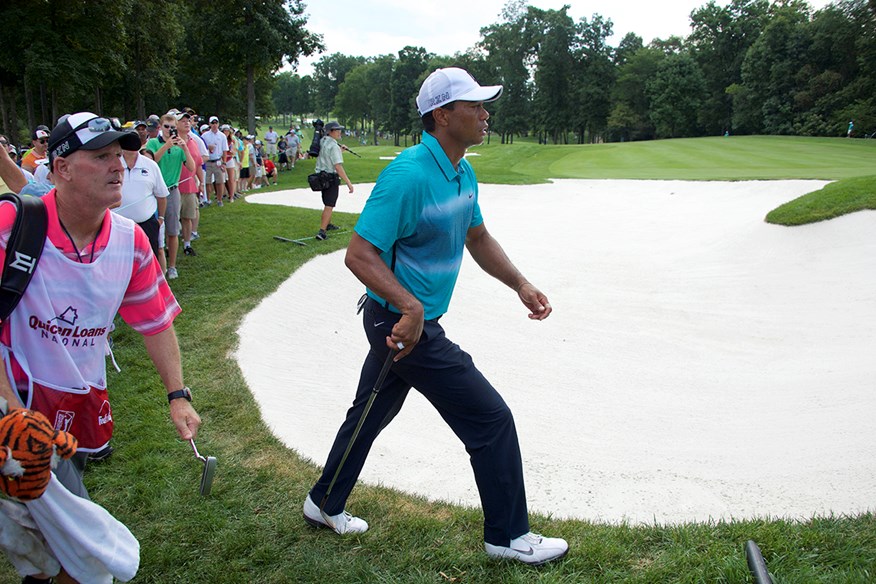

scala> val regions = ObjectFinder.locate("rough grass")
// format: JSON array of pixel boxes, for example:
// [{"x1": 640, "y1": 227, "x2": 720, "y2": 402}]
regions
[{"x1": 3, "y1": 137, "x2": 874, "y2": 582}]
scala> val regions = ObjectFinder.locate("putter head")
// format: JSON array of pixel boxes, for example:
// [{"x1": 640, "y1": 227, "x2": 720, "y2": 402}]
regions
[{"x1": 200, "y1": 456, "x2": 217, "y2": 496}]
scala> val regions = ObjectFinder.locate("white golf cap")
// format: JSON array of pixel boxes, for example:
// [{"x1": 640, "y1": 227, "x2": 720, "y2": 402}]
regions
[{"x1": 416, "y1": 67, "x2": 503, "y2": 116}]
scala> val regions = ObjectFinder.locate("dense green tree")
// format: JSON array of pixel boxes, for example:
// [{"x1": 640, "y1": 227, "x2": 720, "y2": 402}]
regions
[
  {"x1": 738, "y1": 0, "x2": 812, "y2": 134},
  {"x1": 200, "y1": 0, "x2": 322, "y2": 133},
  {"x1": 614, "y1": 33, "x2": 644, "y2": 66},
  {"x1": 689, "y1": 0, "x2": 770, "y2": 135},
  {"x1": 335, "y1": 63, "x2": 374, "y2": 131},
  {"x1": 647, "y1": 53, "x2": 707, "y2": 138},
  {"x1": 479, "y1": 0, "x2": 536, "y2": 143},
  {"x1": 530, "y1": 6, "x2": 577, "y2": 144},
  {"x1": 0, "y1": 0, "x2": 319, "y2": 140},
  {"x1": 273, "y1": 71, "x2": 315, "y2": 117},
  {"x1": 389, "y1": 46, "x2": 431, "y2": 145},
  {"x1": 123, "y1": 0, "x2": 186, "y2": 121},
  {"x1": 608, "y1": 46, "x2": 664, "y2": 140},
  {"x1": 571, "y1": 14, "x2": 615, "y2": 143},
  {"x1": 312, "y1": 53, "x2": 365, "y2": 117},
  {"x1": 364, "y1": 55, "x2": 395, "y2": 143}
]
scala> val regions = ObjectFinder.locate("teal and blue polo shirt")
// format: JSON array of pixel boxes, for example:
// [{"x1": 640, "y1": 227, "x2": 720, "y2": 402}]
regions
[{"x1": 355, "y1": 131, "x2": 483, "y2": 320}]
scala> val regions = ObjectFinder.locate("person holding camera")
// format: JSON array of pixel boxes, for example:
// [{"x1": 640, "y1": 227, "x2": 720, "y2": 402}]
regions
[
  {"x1": 314, "y1": 121, "x2": 353, "y2": 240},
  {"x1": 146, "y1": 112, "x2": 196, "y2": 280}
]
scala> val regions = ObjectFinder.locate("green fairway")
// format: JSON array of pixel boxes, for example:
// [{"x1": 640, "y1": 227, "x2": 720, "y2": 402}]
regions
[
  {"x1": 324, "y1": 135, "x2": 876, "y2": 224},
  {"x1": 3, "y1": 136, "x2": 874, "y2": 583},
  {"x1": 466, "y1": 135, "x2": 876, "y2": 183}
]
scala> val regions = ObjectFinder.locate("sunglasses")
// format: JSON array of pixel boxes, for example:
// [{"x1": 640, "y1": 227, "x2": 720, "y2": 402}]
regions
[
  {"x1": 38, "y1": 138, "x2": 48, "y2": 144},
  {"x1": 79, "y1": 117, "x2": 122, "y2": 133},
  {"x1": 163, "y1": 124, "x2": 176, "y2": 129}
]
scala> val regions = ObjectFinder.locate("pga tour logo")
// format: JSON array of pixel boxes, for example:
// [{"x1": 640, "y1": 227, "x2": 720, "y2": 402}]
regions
[{"x1": 55, "y1": 410, "x2": 75, "y2": 432}]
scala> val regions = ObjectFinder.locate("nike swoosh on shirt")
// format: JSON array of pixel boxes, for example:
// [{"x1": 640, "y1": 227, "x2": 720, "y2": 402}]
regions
[{"x1": 373, "y1": 321, "x2": 385, "y2": 327}]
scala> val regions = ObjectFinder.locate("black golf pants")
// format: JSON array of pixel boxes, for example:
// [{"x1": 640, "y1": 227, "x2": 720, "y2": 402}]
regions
[{"x1": 310, "y1": 297, "x2": 530, "y2": 545}]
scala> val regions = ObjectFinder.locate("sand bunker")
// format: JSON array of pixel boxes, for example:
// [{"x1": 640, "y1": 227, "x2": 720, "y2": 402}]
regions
[{"x1": 238, "y1": 179, "x2": 876, "y2": 524}]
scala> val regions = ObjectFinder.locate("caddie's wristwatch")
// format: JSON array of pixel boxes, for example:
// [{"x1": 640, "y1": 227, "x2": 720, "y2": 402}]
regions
[{"x1": 167, "y1": 386, "x2": 192, "y2": 403}]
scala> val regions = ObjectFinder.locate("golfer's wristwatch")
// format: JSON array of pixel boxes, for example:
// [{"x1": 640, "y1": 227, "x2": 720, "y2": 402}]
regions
[{"x1": 167, "y1": 387, "x2": 193, "y2": 403}]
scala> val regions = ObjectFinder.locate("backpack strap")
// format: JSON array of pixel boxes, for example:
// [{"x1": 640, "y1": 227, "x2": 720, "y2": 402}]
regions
[{"x1": 0, "y1": 192, "x2": 48, "y2": 321}]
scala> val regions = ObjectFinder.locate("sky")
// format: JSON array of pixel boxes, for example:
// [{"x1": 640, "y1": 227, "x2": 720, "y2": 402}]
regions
[{"x1": 292, "y1": 0, "x2": 834, "y2": 76}]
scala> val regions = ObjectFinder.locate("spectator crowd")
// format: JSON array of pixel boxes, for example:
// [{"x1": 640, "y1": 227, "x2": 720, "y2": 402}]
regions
[{"x1": 0, "y1": 109, "x2": 304, "y2": 281}]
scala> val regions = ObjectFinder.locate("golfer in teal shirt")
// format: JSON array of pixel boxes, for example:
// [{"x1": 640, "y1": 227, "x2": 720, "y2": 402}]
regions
[
  {"x1": 305, "y1": 67, "x2": 568, "y2": 567},
  {"x1": 356, "y1": 131, "x2": 483, "y2": 320}
]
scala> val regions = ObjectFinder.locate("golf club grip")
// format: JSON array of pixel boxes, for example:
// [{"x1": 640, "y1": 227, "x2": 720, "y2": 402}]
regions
[
  {"x1": 745, "y1": 540, "x2": 773, "y2": 584},
  {"x1": 372, "y1": 348, "x2": 396, "y2": 393},
  {"x1": 321, "y1": 348, "x2": 397, "y2": 511}
]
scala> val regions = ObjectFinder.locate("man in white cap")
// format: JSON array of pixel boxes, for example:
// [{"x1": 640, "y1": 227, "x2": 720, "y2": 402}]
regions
[
  {"x1": 304, "y1": 68, "x2": 568, "y2": 566},
  {"x1": 20, "y1": 127, "x2": 51, "y2": 173},
  {"x1": 201, "y1": 116, "x2": 229, "y2": 206}
]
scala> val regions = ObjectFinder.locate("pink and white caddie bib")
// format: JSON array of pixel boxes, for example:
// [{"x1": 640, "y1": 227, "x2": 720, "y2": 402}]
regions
[{"x1": 1, "y1": 213, "x2": 135, "y2": 450}]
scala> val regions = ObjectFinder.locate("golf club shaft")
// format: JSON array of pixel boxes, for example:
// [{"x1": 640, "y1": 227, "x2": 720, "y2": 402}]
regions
[
  {"x1": 320, "y1": 348, "x2": 396, "y2": 517},
  {"x1": 745, "y1": 540, "x2": 773, "y2": 584}
]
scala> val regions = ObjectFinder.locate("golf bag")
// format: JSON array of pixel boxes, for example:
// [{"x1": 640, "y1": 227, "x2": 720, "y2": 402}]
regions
[{"x1": 307, "y1": 119, "x2": 324, "y2": 157}]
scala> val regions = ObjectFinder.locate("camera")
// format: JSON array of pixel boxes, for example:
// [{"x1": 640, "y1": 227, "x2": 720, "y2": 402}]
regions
[{"x1": 169, "y1": 127, "x2": 178, "y2": 138}]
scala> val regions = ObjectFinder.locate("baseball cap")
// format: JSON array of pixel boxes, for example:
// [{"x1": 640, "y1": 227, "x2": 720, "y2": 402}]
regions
[
  {"x1": 200, "y1": 124, "x2": 209, "y2": 133},
  {"x1": 220, "y1": 124, "x2": 231, "y2": 131},
  {"x1": 33, "y1": 128, "x2": 50, "y2": 141},
  {"x1": 48, "y1": 112, "x2": 140, "y2": 164},
  {"x1": 209, "y1": 116, "x2": 219, "y2": 123},
  {"x1": 134, "y1": 120, "x2": 147, "y2": 128},
  {"x1": 146, "y1": 120, "x2": 159, "y2": 130},
  {"x1": 324, "y1": 121, "x2": 344, "y2": 132},
  {"x1": 416, "y1": 67, "x2": 503, "y2": 116}
]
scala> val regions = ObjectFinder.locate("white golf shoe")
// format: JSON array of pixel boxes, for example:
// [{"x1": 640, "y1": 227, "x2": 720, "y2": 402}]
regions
[
  {"x1": 484, "y1": 531, "x2": 569, "y2": 565},
  {"x1": 303, "y1": 494, "x2": 368, "y2": 535}
]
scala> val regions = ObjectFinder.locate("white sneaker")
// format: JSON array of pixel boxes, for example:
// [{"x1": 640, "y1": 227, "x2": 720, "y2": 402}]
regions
[
  {"x1": 303, "y1": 494, "x2": 368, "y2": 535},
  {"x1": 166, "y1": 267, "x2": 178, "y2": 280},
  {"x1": 484, "y1": 531, "x2": 569, "y2": 565}
]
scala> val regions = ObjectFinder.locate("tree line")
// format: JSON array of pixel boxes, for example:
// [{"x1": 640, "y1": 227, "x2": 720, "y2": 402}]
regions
[
  {"x1": 3, "y1": 0, "x2": 874, "y2": 148},
  {"x1": 274, "y1": 0, "x2": 876, "y2": 145},
  {"x1": 0, "y1": 0, "x2": 320, "y2": 144}
]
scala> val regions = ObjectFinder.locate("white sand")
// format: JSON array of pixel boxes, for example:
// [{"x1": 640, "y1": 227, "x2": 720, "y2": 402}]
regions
[{"x1": 237, "y1": 179, "x2": 876, "y2": 524}]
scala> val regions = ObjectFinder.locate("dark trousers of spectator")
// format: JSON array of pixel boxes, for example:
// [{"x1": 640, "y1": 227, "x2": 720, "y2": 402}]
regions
[{"x1": 138, "y1": 215, "x2": 161, "y2": 259}]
